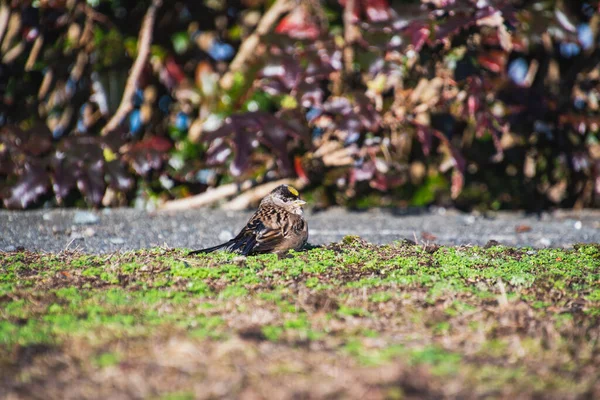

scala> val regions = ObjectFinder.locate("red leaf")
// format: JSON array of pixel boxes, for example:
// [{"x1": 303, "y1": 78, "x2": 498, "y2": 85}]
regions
[
  {"x1": 421, "y1": 232, "x2": 437, "y2": 241},
  {"x1": 339, "y1": 0, "x2": 392, "y2": 22},
  {"x1": 515, "y1": 225, "x2": 532, "y2": 233},
  {"x1": 477, "y1": 51, "x2": 507, "y2": 73},
  {"x1": 401, "y1": 21, "x2": 430, "y2": 51},
  {"x1": 294, "y1": 156, "x2": 309, "y2": 182},
  {"x1": 275, "y1": 8, "x2": 321, "y2": 40},
  {"x1": 130, "y1": 136, "x2": 172, "y2": 153},
  {"x1": 164, "y1": 57, "x2": 187, "y2": 87}
]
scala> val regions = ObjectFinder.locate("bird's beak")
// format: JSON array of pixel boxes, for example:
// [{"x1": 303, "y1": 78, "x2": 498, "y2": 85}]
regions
[{"x1": 294, "y1": 199, "x2": 306, "y2": 206}]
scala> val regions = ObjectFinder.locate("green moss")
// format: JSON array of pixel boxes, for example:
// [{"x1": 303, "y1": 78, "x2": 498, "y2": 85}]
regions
[
  {"x1": 1, "y1": 243, "x2": 599, "y2": 397},
  {"x1": 159, "y1": 392, "x2": 195, "y2": 400},
  {"x1": 93, "y1": 352, "x2": 121, "y2": 368}
]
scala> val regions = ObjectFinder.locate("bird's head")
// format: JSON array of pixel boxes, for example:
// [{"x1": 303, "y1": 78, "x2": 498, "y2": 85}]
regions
[{"x1": 262, "y1": 184, "x2": 306, "y2": 215}]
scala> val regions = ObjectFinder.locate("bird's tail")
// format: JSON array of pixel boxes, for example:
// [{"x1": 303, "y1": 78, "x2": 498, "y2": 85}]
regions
[
  {"x1": 188, "y1": 241, "x2": 233, "y2": 255},
  {"x1": 188, "y1": 233, "x2": 257, "y2": 256}
]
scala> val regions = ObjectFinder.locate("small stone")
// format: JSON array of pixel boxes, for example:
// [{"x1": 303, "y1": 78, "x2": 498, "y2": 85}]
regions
[
  {"x1": 4, "y1": 245, "x2": 17, "y2": 252},
  {"x1": 219, "y1": 230, "x2": 234, "y2": 242},
  {"x1": 69, "y1": 232, "x2": 84, "y2": 240},
  {"x1": 574, "y1": 221, "x2": 582, "y2": 230},
  {"x1": 538, "y1": 238, "x2": 552, "y2": 247},
  {"x1": 109, "y1": 237, "x2": 125, "y2": 245},
  {"x1": 84, "y1": 228, "x2": 96, "y2": 237},
  {"x1": 73, "y1": 211, "x2": 99, "y2": 225},
  {"x1": 43, "y1": 213, "x2": 52, "y2": 221},
  {"x1": 484, "y1": 240, "x2": 500, "y2": 248},
  {"x1": 464, "y1": 215, "x2": 476, "y2": 225}
]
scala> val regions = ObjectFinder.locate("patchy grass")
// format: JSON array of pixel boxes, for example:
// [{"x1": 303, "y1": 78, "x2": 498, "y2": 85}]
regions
[{"x1": 1, "y1": 238, "x2": 600, "y2": 399}]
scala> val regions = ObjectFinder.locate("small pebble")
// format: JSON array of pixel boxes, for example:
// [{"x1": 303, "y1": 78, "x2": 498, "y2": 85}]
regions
[
  {"x1": 538, "y1": 238, "x2": 552, "y2": 247},
  {"x1": 109, "y1": 237, "x2": 125, "y2": 245},
  {"x1": 73, "y1": 211, "x2": 99, "y2": 225},
  {"x1": 69, "y1": 232, "x2": 84, "y2": 240},
  {"x1": 574, "y1": 221, "x2": 582, "y2": 230},
  {"x1": 84, "y1": 228, "x2": 95, "y2": 237},
  {"x1": 43, "y1": 213, "x2": 52, "y2": 221},
  {"x1": 464, "y1": 215, "x2": 476, "y2": 225},
  {"x1": 219, "y1": 230, "x2": 234, "y2": 242}
]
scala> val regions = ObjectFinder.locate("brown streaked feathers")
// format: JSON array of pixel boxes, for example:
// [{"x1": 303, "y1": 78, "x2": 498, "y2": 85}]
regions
[{"x1": 189, "y1": 184, "x2": 308, "y2": 256}]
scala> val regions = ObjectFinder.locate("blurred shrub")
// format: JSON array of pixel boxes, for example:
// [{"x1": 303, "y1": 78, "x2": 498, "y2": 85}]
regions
[{"x1": 0, "y1": 0, "x2": 599, "y2": 210}]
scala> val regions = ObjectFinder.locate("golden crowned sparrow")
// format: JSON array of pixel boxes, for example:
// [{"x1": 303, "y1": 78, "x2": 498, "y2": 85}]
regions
[{"x1": 189, "y1": 184, "x2": 308, "y2": 256}]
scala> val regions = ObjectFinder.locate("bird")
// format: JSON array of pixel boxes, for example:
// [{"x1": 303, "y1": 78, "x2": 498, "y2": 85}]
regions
[{"x1": 189, "y1": 184, "x2": 308, "y2": 256}]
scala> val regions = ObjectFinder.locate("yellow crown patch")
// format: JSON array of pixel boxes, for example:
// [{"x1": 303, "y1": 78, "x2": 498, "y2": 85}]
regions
[{"x1": 288, "y1": 186, "x2": 299, "y2": 196}]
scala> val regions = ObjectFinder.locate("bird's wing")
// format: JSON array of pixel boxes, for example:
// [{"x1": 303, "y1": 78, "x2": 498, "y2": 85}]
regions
[{"x1": 228, "y1": 205, "x2": 292, "y2": 255}]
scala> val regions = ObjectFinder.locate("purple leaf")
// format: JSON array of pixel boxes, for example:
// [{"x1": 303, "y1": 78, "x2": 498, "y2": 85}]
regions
[
  {"x1": 203, "y1": 112, "x2": 307, "y2": 177},
  {"x1": 50, "y1": 153, "x2": 77, "y2": 202},
  {"x1": 434, "y1": 7, "x2": 498, "y2": 42},
  {"x1": 105, "y1": 160, "x2": 134, "y2": 191},
  {"x1": 353, "y1": 160, "x2": 376, "y2": 182},
  {"x1": 76, "y1": 158, "x2": 105, "y2": 206},
  {"x1": 275, "y1": 7, "x2": 321, "y2": 40},
  {"x1": 2, "y1": 163, "x2": 49, "y2": 209},
  {"x1": 402, "y1": 21, "x2": 430, "y2": 51},
  {"x1": 323, "y1": 97, "x2": 353, "y2": 115},
  {"x1": 0, "y1": 149, "x2": 14, "y2": 175},
  {"x1": 22, "y1": 123, "x2": 53, "y2": 156},
  {"x1": 124, "y1": 136, "x2": 172, "y2": 176},
  {"x1": 206, "y1": 140, "x2": 233, "y2": 166}
]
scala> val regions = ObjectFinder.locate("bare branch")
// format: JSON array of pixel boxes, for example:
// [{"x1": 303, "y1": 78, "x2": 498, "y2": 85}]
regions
[
  {"x1": 25, "y1": 35, "x2": 44, "y2": 71},
  {"x1": 343, "y1": 0, "x2": 357, "y2": 74},
  {"x1": 0, "y1": 3, "x2": 10, "y2": 47},
  {"x1": 2, "y1": 42, "x2": 24, "y2": 64},
  {"x1": 101, "y1": 0, "x2": 162, "y2": 136},
  {"x1": 1, "y1": 10, "x2": 19, "y2": 52},
  {"x1": 222, "y1": 179, "x2": 304, "y2": 210},
  {"x1": 219, "y1": 0, "x2": 294, "y2": 90},
  {"x1": 159, "y1": 183, "x2": 240, "y2": 211}
]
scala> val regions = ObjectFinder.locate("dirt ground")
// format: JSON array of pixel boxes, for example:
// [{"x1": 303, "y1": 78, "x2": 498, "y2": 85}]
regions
[{"x1": 1, "y1": 240, "x2": 600, "y2": 399}]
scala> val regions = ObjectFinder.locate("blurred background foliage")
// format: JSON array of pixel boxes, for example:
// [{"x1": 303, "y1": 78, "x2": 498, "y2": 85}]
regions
[{"x1": 0, "y1": 0, "x2": 599, "y2": 211}]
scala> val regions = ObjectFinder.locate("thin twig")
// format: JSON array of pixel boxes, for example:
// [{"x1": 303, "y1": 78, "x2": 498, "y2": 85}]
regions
[
  {"x1": 69, "y1": 51, "x2": 88, "y2": 82},
  {"x1": 79, "y1": 15, "x2": 95, "y2": 48},
  {"x1": 1, "y1": 11, "x2": 19, "y2": 52},
  {"x1": 0, "y1": 3, "x2": 10, "y2": 47},
  {"x1": 322, "y1": 146, "x2": 356, "y2": 167},
  {"x1": 38, "y1": 68, "x2": 53, "y2": 100},
  {"x1": 2, "y1": 41, "x2": 24, "y2": 64},
  {"x1": 219, "y1": 0, "x2": 294, "y2": 90},
  {"x1": 101, "y1": 0, "x2": 162, "y2": 136},
  {"x1": 342, "y1": 0, "x2": 357, "y2": 74},
  {"x1": 25, "y1": 35, "x2": 43, "y2": 71},
  {"x1": 82, "y1": 4, "x2": 112, "y2": 26}
]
